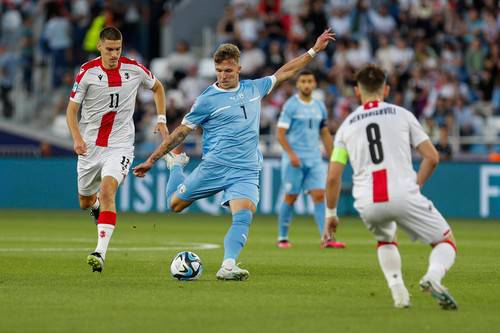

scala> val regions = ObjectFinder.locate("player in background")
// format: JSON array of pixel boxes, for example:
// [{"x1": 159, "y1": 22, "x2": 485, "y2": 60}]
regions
[
  {"x1": 276, "y1": 70, "x2": 345, "y2": 249},
  {"x1": 66, "y1": 27, "x2": 168, "y2": 272},
  {"x1": 323, "y1": 64, "x2": 458, "y2": 310},
  {"x1": 133, "y1": 29, "x2": 336, "y2": 280}
]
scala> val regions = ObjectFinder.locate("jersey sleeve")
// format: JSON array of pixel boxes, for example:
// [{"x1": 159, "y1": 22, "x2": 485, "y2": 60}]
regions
[
  {"x1": 406, "y1": 110, "x2": 429, "y2": 147},
  {"x1": 252, "y1": 75, "x2": 277, "y2": 97},
  {"x1": 277, "y1": 99, "x2": 294, "y2": 129},
  {"x1": 333, "y1": 122, "x2": 347, "y2": 149},
  {"x1": 139, "y1": 63, "x2": 156, "y2": 89},
  {"x1": 69, "y1": 68, "x2": 89, "y2": 104},
  {"x1": 181, "y1": 97, "x2": 209, "y2": 129}
]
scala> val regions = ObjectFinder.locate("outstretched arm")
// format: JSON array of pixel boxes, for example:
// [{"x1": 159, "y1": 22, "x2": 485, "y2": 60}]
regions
[
  {"x1": 274, "y1": 29, "x2": 335, "y2": 85},
  {"x1": 133, "y1": 124, "x2": 193, "y2": 177}
]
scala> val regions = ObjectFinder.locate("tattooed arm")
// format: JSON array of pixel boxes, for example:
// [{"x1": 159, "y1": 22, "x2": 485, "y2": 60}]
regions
[{"x1": 133, "y1": 124, "x2": 193, "y2": 177}]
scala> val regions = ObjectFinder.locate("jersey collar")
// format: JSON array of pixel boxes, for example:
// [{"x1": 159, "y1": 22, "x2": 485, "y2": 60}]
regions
[
  {"x1": 363, "y1": 100, "x2": 381, "y2": 110},
  {"x1": 212, "y1": 82, "x2": 240, "y2": 92},
  {"x1": 296, "y1": 94, "x2": 314, "y2": 105},
  {"x1": 100, "y1": 58, "x2": 121, "y2": 73}
]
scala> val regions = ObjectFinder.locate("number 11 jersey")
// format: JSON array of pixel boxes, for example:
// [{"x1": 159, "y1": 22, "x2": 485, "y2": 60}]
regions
[
  {"x1": 69, "y1": 56, "x2": 156, "y2": 148},
  {"x1": 333, "y1": 101, "x2": 429, "y2": 206}
]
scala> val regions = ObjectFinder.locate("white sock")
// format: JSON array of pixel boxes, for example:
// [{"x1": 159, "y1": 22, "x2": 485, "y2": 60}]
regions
[
  {"x1": 423, "y1": 242, "x2": 456, "y2": 284},
  {"x1": 95, "y1": 224, "x2": 114, "y2": 259},
  {"x1": 377, "y1": 244, "x2": 405, "y2": 288},
  {"x1": 222, "y1": 258, "x2": 235, "y2": 269},
  {"x1": 91, "y1": 198, "x2": 100, "y2": 210}
]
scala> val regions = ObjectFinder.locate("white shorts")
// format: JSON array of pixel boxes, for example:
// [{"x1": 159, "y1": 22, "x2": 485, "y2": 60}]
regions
[
  {"x1": 354, "y1": 191, "x2": 451, "y2": 244},
  {"x1": 77, "y1": 145, "x2": 134, "y2": 196}
]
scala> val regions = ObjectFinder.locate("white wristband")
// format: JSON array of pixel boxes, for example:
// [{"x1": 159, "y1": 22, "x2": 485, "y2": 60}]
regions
[
  {"x1": 307, "y1": 48, "x2": 317, "y2": 58},
  {"x1": 325, "y1": 207, "x2": 337, "y2": 218},
  {"x1": 157, "y1": 115, "x2": 167, "y2": 124}
]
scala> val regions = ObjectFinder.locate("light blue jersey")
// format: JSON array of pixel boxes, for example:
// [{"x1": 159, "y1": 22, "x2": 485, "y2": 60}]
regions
[
  {"x1": 277, "y1": 95, "x2": 328, "y2": 160},
  {"x1": 182, "y1": 76, "x2": 276, "y2": 170}
]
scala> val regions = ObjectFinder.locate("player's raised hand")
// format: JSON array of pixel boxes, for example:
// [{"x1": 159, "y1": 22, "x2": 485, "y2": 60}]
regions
[
  {"x1": 154, "y1": 122, "x2": 169, "y2": 140},
  {"x1": 312, "y1": 28, "x2": 336, "y2": 53},
  {"x1": 322, "y1": 216, "x2": 340, "y2": 243},
  {"x1": 74, "y1": 138, "x2": 88, "y2": 156},
  {"x1": 133, "y1": 160, "x2": 153, "y2": 178}
]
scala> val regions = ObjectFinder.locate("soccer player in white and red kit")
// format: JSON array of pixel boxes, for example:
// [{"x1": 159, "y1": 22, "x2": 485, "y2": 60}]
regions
[
  {"x1": 323, "y1": 64, "x2": 458, "y2": 309},
  {"x1": 66, "y1": 27, "x2": 168, "y2": 272}
]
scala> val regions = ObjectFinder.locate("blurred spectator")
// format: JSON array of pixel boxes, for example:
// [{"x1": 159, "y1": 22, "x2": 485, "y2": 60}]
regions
[
  {"x1": 42, "y1": 5, "x2": 72, "y2": 88},
  {"x1": 0, "y1": 44, "x2": 17, "y2": 119},
  {"x1": 167, "y1": 40, "x2": 197, "y2": 78},
  {"x1": 20, "y1": 14, "x2": 34, "y2": 94},
  {"x1": 435, "y1": 124, "x2": 453, "y2": 160},
  {"x1": 240, "y1": 40, "x2": 266, "y2": 77}
]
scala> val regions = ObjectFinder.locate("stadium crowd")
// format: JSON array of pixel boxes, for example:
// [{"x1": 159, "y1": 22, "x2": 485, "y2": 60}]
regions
[{"x1": 0, "y1": 0, "x2": 499, "y2": 158}]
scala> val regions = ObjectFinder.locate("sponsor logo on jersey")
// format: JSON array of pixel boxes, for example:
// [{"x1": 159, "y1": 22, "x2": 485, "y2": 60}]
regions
[
  {"x1": 98, "y1": 74, "x2": 103, "y2": 81},
  {"x1": 72, "y1": 82, "x2": 78, "y2": 92},
  {"x1": 178, "y1": 184, "x2": 187, "y2": 194}
]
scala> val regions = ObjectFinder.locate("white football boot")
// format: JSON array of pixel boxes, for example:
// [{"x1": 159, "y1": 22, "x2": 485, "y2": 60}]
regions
[
  {"x1": 164, "y1": 152, "x2": 190, "y2": 170},
  {"x1": 419, "y1": 277, "x2": 458, "y2": 310},
  {"x1": 216, "y1": 263, "x2": 250, "y2": 281},
  {"x1": 390, "y1": 283, "x2": 411, "y2": 308}
]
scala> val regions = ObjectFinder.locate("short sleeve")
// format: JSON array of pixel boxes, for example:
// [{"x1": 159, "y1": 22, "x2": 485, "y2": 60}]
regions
[
  {"x1": 277, "y1": 99, "x2": 294, "y2": 129},
  {"x1": 139, "y1": 63, "x2": 156, "y2": 89},
  {"x1": 406, "y1": 111, "x2": 429, "y2": 147},
  {"x1": 252, "y1": 75, "x2": 276, "y2": 97},
  {"x1": 69, "y1": 68, "x2": 89, "y2": 104},
  {"x1": 333, "y1": 122, "x2": 347, "y2": 150},
  {"x1": 181, "y1": 97, "x2": 209, "y2": 129}
]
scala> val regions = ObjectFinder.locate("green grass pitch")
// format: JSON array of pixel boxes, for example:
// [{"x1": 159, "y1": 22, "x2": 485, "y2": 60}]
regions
[{"x1": 0, "y1": 210, "x2": 499, "y2": 332}]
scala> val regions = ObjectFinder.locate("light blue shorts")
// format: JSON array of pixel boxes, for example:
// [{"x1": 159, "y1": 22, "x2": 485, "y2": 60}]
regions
[
  {"x1": 281, "y1": 156, "x2": 326, "y2": 195},
  {"x1": 176, "y1": 161, "x2": 260, "y2": 207}
]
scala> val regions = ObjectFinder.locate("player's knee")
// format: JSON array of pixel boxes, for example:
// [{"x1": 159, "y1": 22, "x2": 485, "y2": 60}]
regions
[
  {"x1": 79, "y1": 201, "x2": 91, "y2": 210},
  {"x1": 311, "y1": 192, "x2": 324, "y2": 203},
  {"x1": 78, "y1": 196, "x2": 94, "y2": 209},
  {"x1": 170, "y1": 201, "x2": 185, "y2": 213},
  {"x1": 284, "y1": 194, "x2": 298, "y2": 204}
]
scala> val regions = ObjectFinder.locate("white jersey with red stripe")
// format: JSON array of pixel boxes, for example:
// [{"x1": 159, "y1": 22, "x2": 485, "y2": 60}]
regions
[
  {"x1": 334, "y1": 100, "x2": 429, "y2": 206},
  {"x1": 69, "y1": 56, "x2": 156, "y2": 148}
]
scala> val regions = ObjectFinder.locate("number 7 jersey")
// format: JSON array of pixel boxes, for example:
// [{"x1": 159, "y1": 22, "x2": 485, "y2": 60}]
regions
[
  {"x1": 333, "y1": 101, "x2": 430, "y2": 206},
  {"x1": 69, "y1": 56, "x2": 156, "y2": 148}
]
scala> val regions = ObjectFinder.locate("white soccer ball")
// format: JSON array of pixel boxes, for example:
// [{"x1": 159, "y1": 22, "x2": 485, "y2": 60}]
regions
[{"x1": 170, "y1": 251, "x2": 203, "y2": 280}]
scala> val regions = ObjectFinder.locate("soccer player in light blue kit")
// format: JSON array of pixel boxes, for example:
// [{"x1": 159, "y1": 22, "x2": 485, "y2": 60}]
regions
[
  {"x1": 276, "y1": 70, "x2": 345, "y2": 249},
  {"x1": 133, "y1": 29, "x2": 336, "y2": 280}
]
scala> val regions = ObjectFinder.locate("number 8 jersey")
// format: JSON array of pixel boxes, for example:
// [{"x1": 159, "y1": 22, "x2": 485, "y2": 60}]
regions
[
  {"x1": 333, "y1": 101, "x2": 430, "y2": 206},
  {"x1": 69, "y1": 56, "x2": 156, "y2": 148}
]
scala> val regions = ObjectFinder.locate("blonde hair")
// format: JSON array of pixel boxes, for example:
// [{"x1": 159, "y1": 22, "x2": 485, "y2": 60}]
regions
[{"x1": 213, "y1": 44, "x2": 240, "y2": 64}]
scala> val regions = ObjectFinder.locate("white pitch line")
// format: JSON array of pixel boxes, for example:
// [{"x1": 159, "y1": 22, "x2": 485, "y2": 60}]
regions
[{"x1": 0, "y1": 243, "x2": 220, "y2": 252}]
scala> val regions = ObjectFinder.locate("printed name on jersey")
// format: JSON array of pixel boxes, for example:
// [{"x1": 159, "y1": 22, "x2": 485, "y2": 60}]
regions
[{"x1": 349, "y1": 107, "x2": 397, "y2": 125}]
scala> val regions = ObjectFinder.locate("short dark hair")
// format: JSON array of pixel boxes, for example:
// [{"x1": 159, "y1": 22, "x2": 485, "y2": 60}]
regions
[
  {"x1": 213, "y1": 44, "x2": 240, "y2": 64},
  {"x1": 297, "y1": 69, "x2": 315, "y2": 78},
  {"x1": 99, "y1": 27, "x2": 122, "y2": 41},
  {"x1": 355, "y1": 64, "x2": 386, "y2": 93}
]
